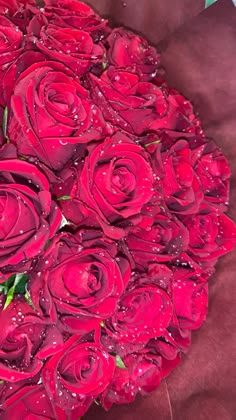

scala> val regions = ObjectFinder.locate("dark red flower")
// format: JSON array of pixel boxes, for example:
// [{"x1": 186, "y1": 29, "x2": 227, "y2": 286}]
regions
[
  {"x1": 180, "y1": 204, "x2": 236, "y2": 266},
  {"x1": 0, "y1": 384, "x2": 65, "y2": 420},
  {"x1": 43, "y1": 0, "x2": 110, "y2": 42},
  {"x1": 89, "y1": 67, "x2": 199, "y2": 136},
  {"x1": 0, "y1": 151, "x2": 61, "y2": 279},
  {"x1": 106, "y1": 28, "x2": 160, "y2": 80},
  {"x1": 28, "y1": 15, "x2": 105, "y2": 75},
  {"x1": 7, "y1": 60, "x2": 110, "y2": 170},
  {"x1": 29, "y1": 232, "x2": 131, "y2": 333},
  {"x1": 124, "y1": 211, "x2": 189, "y2": 270},
  {"x1": 104, "y1": 281, "x2": 173, "y2": 347},
  {"x1": 54, "y1": 132, "x2": 155, "y2": 239},
  {"x1": 42, "y1": 335, "x2": 115, "y2": 417},
  {"x1": 0, "y1": 296, "x2": 63, "y2": 382},
  {"x1": 192, "y1": 141, "x2": 231, "y2": 211}
]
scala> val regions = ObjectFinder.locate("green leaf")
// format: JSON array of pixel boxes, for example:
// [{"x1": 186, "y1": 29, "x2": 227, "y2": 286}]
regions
[
  {"x1": 2, "y1": 274, "x2": 29, "y2": 310},
  {"x1": 3, "y1": 285, "x2": 15, "y2": 309},
  {"x1": 115, "y1": 355, "x2": 126, "y2": 370},
  {"x1": 102, "y1": 53, "x2": 107, "y2": 70},
  {"x1": 24, "y1": 289, "x2": 36, "y2": 310},
  {"x1": 45, "y1": 240, "x2": 51, "y2": 250},
  {"x1": 205, "y1": 0, "x2": 217, "y2": 7},
  {"x1": 0, "y1": 275, "x2": 15, "y2": 295},
  {"x1": 144, "y1": 139, "x2": 161, "y2": 148},
  {"x1": 0, "y1": 282, "x2": 10, "y2": 295},
  {"x1": 14, "y1": 274, "x2": 28, "y2": 294},
  {"x1": 2, "y1": 107, "x2": 9, "y2": 140},
  {"x1": 56, "y1": 195, "x2": 72, "y2": 201}
]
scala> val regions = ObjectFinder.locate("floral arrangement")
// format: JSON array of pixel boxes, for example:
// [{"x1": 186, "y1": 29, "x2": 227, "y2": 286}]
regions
[{"x1": 0, "y1": 1, "x2": 235, "y2": 419}]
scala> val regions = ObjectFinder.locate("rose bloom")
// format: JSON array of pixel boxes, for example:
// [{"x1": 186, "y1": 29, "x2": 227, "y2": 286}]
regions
[
  {"x1": 106, "y1": 28, "x2": 160, "y2": 80},
  {"x1": 54, "y1": 132, "x2": 155, "y2": 239},
  {"x1": 0, "y1": 16, "x2": 23, "y2": 106},
  {"x1": 154, "y1": 139, "x2": 204, "y2": 214},
  {"x1": 0, "y1": 296, "x2": 63, "y2": 383},
  {"x1": 89, "y1": 67, "x2": 200, "y2": 136},
  {"x1": 7, "y1": 59, "x2": 109, "y2": 170},
  {"x1": 0, "y1": 0, "x2": 36, "y2": 16},
  {"x1": 29, "y1": 231, "x2": 131, "y2": 333},
  {"x1": 0, "y1": 146, "x2": 61, "y2": 280},
  {"x1": 180, "y1": 204, "x2": 236, "y2": 267},
  {"x1": 100, "y1": 351, "x2": 163, "y2": 410},
  {"x1": 124, "y1": 210, "x2": 189, "y2": 270},
  {"x1": 42, "y1": 335, "x2": 115, "y2": 418},
  {"x1": 191, "y1": 140, "x2": 231, "y2": 211},
  {"x1": 28, "y1": 15, "x2": 106, "y2": 75},
  {"x1": 104, "y1": 279, "x2": 173, "y2": 348},
  {"x1": 43, "y1": 0, "x2": 110, "y2": 42},
  {"x1": 170, "y1": 271, "x2": 208, "y2": 330},
  {"x1": 0, "y1": 384, "x2": 66, "y2": 420}
]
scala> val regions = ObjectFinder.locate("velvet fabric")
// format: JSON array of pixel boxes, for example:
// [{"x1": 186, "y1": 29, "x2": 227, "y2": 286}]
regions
[{"x1": 83, "y1": 0, "x2": 236, "y2": 419}]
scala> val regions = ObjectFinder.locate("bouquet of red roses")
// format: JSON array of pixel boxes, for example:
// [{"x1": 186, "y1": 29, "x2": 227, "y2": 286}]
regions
[{"x1": 0, "y1": 1, "x2": 235, "y2": 419}]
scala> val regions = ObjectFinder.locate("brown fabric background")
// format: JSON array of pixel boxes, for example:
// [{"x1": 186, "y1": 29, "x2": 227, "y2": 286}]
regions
[{"x1": 83, "y1": 0, "x2": 236, "y2": 418}]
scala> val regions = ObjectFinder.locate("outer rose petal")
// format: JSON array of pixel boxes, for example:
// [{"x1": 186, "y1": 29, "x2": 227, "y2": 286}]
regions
[
  {"x1": 0, "y1": 159, "x2": 61, "y2": 276},
  {"x1": 106, "y1": 27, "x2": 160, "y2": 80},
  {"x1": 171, "y1": 277, "x2": 208, "y2": 329},
  {"x1": 104, "y1": 282, "x2": 173, "y2": 346},
  {"x1": 8, "y1": 61, "x2": 109, "y2": 170},
  {"x1": 42, "y1": 336, "x2": 115, "y2": 417},
  {"x1": 29, "y1": 232, "x2": 131, "y2": 333},
  {"x1": 180, "y1": 206, "x2": 236, "y2": 265},
  {"x1": 1, "y1": 384, "x2": 65, "y2": 420},
  {"x1": 55, "y1": 132, "x2": 155, "y2": 239},
  {"x1": 0, "y1": 296, "x2": 64, "y2": 382}
]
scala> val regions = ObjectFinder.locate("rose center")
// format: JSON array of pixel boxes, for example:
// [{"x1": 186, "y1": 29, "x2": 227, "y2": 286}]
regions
[
  {"x1": 112, "y1": 166, "x2": 135, "y2": 194},
  {"x1": 48, "y1": 89, "x2": 75, "y2": 114},
  {"x1": 63, "y1": 262, "x2": 101, "y2": 298}
]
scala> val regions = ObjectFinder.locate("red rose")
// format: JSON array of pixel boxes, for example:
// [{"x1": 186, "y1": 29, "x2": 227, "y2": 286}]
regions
[
  {"x1": 155, "y1": 139, "x2": 204, "y2": 214},
  {"x1": 0, "y1": 0, "x2": 18, "y2": 14},
  {"x1": 143, "y1": 128, "x2": 206, "y2": 156},
  {"x1": 29, "y1": 231, "x2": 131, "y2": 333},
  {"x1": 0, "y1": 16, "x2": 23, "y2": 67},
  {"x1": 28, "y1": 16, "x2": 105, "y2": 75},
  {"x1": 0, "y1": 1, "x2": 34, "y2": 15},
  {"x1": 106, "y1": 28, "x2": 160, "y2": 80},
  {"x1": 7, "y1": 60, "x2": 110, "y2": 170},
  {"x1": 0, "y1": 152, "x2": 61, "y2": 279},
  {"x1": 104, "y1": 280, "x2": 173, "y2": 347},
  {"x1": 43, "y1": 0, "x2": 110, "y2": 41},
  {"x1": 124, "y1": 211, "x2": 189, "y2": 270},
  {"x1": 192, "y1": 140, "x2": 231, "y2": 211},
  {"x1": 180, "y1": 204, "x2": 236, "y2": 266},
  {"x1": 0, "y1": 384, "x2": 65, "y2": 420},
  {"x1": 170, "y1": 270, "x2": 208, "y2": 330},
  {"x1": 2, "y1": 50, "x2": 45, "y2": 105},
  {"x1": 42, "y1": 335, "x2": 115, "y2": 418},
  {"x1": 0, "y1": 296, "x2": 63, "y2": 382},
  {"x1": 101, "y1": 351, "x2": 162, "y2": 410},
  {"x1": 89, "y1": 67, "x2": 199, "y2": 136},
  {"x1": 147, "y1": 334, "x2": 184, "y2": 361},
  {"x1": 54, "y1": 132, "x2": 154, "y2": 239},
  {"x1": 0, "y1": 16, "x2": 23, "y2": 105}
]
